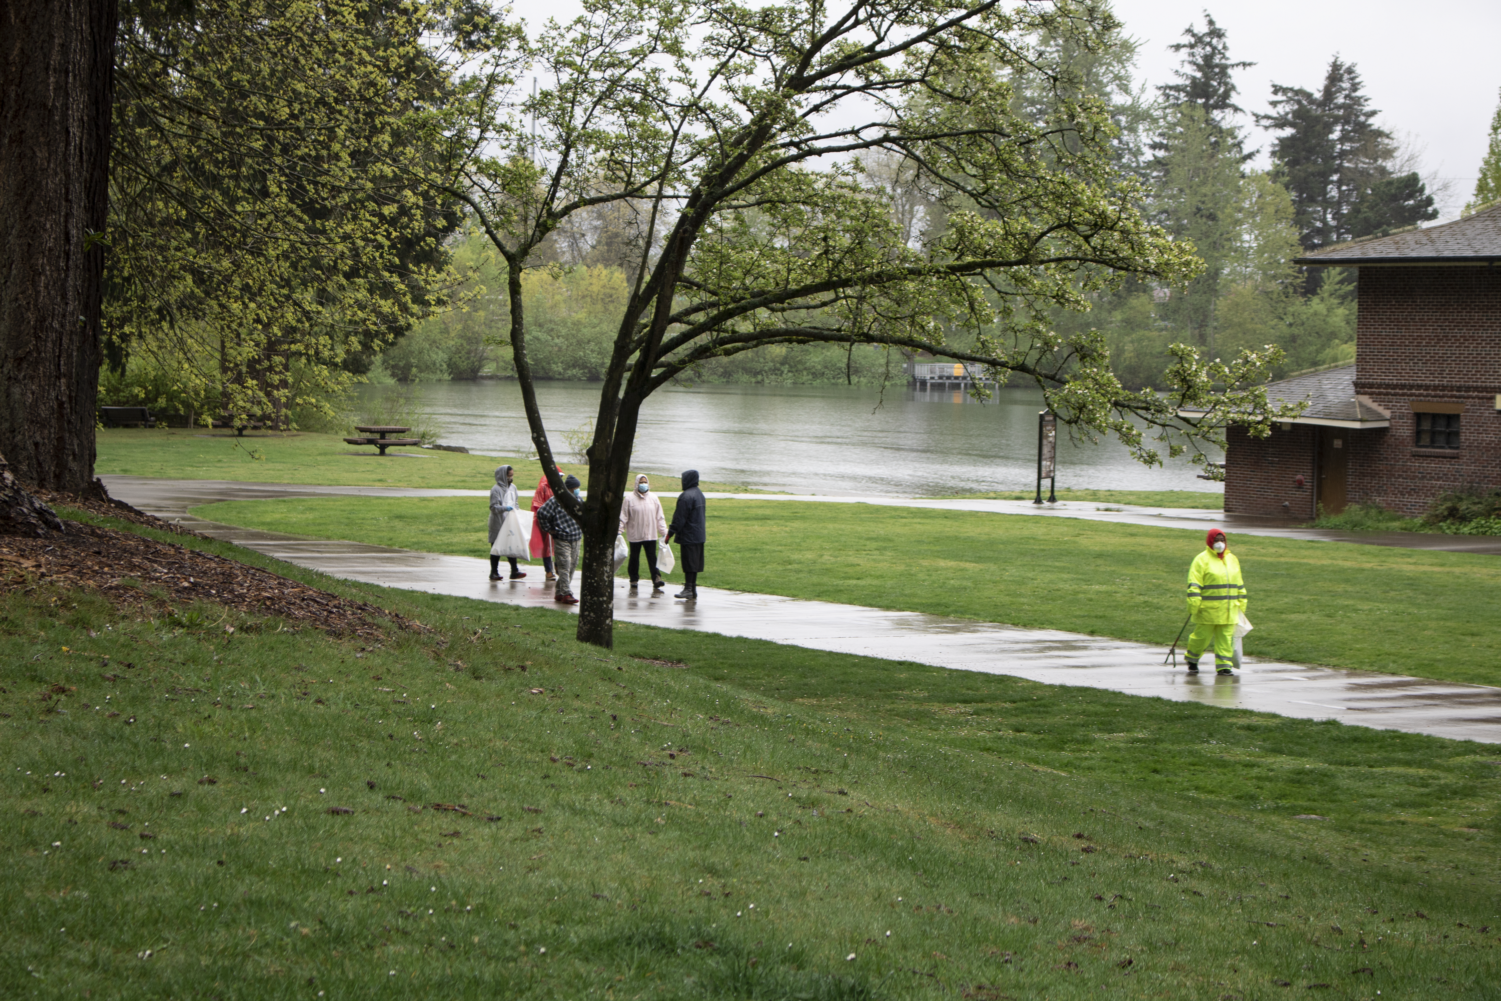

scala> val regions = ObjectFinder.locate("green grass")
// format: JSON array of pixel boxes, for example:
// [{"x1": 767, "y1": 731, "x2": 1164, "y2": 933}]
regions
[
  {"x1": 1311, "y1": 504, "x2": 1427, "y2": 533},
  {"x1": 3, "y1": 509, "x2": 1498, "y2": 998},
  {"x1": 190, "y1": 496, "x2": 1501, "y2": 688},
  {"x1": 927, "y1": 488, "x2": 1224, "y2": 509},
  {"x1": 95, "y1": 428, "x2": 772, "y2": 493}
]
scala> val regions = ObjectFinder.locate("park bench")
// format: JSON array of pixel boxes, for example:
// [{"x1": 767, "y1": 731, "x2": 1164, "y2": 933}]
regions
[
  {"x1": 100, "y1": 406, "x2": 156, "y2": 428},
  {"x1": 344, "y1": 425, "x2": 421, "y2": 456}
]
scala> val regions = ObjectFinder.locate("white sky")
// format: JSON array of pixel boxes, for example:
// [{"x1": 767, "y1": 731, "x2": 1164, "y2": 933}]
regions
[
  {"x1": 1111, "y1": 0, "x2": 1501, "y2": 218},
  {"x1": 499, "y1": 0, "x2": 1501, "y2": 218}
]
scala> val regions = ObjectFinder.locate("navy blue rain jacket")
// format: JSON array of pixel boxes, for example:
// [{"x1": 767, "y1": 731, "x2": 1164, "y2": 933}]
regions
[{"x1": 667, "y1": 470, "x2": 706, "y2": 544}]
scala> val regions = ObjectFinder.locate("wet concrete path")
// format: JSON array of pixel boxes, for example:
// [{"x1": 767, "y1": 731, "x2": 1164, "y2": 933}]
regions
[
  {"x1": 102, "y1": 476, "x2": 1501, "y2": 745},
  {"x1": 101, "y1": 474, "x2": 1501, "y2": 556}
]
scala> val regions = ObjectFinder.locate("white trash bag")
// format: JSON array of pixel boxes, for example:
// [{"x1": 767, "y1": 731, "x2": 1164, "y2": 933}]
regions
[
  {"x1": 490, "y1": 509, "x2": 533, "y2": 560},
  {"x1": 1231, "y1": 612, "x2": 1253, "y2": 671},
  {"x1": 656, "y1": 539, "x2": 675, "y2": 576},
  {"x1": 612, "y1": 533, "x2": 629, "y2": 573}
]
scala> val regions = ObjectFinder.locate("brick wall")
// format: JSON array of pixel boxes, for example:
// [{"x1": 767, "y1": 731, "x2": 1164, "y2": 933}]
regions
[
  {"x1": 1224, "y1": 423, "x2": 1317, "y2": 517},
  {"x1": 1350, "y1": 266, "x2": 1501, "y2": 515}
]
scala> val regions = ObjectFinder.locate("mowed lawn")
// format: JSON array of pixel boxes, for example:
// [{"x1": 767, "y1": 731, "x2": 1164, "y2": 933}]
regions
[
  {"x1": 2, "y1": 509, "x2": 1498, "y2": 998},
  {"x1": 189, "y1": 496, "x2": 1501, "y2": 687}
]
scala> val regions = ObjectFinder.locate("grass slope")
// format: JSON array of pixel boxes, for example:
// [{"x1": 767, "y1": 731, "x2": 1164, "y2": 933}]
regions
[
  {"x1": 191, "y1": 496, "x2": 1501, "y2": 687},
  {"x1": 1, "y1": 511, "x2": 1497, "y2": 998}
]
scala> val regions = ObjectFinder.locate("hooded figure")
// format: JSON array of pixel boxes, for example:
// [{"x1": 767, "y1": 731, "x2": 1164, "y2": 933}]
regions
[
  {"x1": 530, "y1": 469, "x2": 560, "y2": 581},
  {"x1": 488, "y1": 465, "x2": 525, "y2": 581},
  {"x1": 1184, "y1": 528, "x2": 1247, "y2": 675},
  {"x1": 619, "y1": 473, "x2": 669, "y2": 591},
  {"x1": 664, "y1": 469, "x2": 705, "y2": 600}
]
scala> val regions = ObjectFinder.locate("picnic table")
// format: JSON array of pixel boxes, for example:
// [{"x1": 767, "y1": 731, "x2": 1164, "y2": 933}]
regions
[{"x1": 344, "y1": 425, "x2": 422, "y2": 456}]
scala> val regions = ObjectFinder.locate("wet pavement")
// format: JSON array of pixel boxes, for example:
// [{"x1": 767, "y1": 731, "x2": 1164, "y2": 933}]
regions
[
  {"x1": 99, "y1": 475, "x2": 1501, "y2": 556},
  {"x1": 102, "y1": 476, "x2": 1501, "y2": 745}
]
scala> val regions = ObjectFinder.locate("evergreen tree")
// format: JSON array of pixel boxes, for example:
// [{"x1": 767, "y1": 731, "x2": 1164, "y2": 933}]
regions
[
  {"x1": 1347, "y1": 172, "x2": 1437, "y2": 238},
  {"x1": 1258, "y1": 57, "x2": 1433, "y2": 249},
  {"x1": 1466, "y1": 88, "x2": 1501, "y2": 215},
  {"x1": 1156, "y1": 12, "x2": 1253, "y2": 144}
]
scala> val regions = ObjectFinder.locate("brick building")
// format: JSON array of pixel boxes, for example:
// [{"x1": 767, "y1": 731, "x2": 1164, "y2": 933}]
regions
[{"x1": 1218, "y1": 203, "x2": 1501, "y2": 517}]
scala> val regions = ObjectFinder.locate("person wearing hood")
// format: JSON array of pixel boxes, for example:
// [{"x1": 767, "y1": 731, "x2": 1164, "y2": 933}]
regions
[
  {"x1": 530, "y1": 468, "x2": 561, "y2": 582},
  {"x1": 1184, "y1": 528, "x2": 1247, "y2": 675},
  {"x1": 663, "y1": 469, "x2": 705, "y2": 600},
  {"x1": 620, "y1": 473, "x2": 668, "y2": 592},
  {"x1": 534, "y1": 475, "x2": 583, "y2": 604},
  {"x1": 488, "y1": 465, "x2": 526, "y2": 581}
]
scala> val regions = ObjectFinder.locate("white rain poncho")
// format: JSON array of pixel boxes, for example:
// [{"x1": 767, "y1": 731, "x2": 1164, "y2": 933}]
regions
[{"x1": 488, "y1": 465, "x2": 519, "y2": 545}]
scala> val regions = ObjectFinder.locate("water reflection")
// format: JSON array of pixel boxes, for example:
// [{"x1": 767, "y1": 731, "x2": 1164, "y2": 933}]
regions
[{"x1": 360, "y1": 380, "x2": 1222, "y2": 497}]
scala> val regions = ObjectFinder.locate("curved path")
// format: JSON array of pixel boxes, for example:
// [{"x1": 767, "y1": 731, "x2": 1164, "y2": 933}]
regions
[{"x1": 103, "y1": 476, "x2": 1501, "y2": 745}]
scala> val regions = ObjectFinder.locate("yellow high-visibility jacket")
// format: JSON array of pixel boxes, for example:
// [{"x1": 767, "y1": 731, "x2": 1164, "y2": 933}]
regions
[{"x1": 1186, "y1": 548, "x2": 1247, "y2": 625}]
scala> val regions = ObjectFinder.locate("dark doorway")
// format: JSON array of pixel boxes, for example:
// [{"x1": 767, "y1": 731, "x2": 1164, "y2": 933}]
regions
[{"x1": 1317, "y1": 429, "x2": 1349, "y2": 514}]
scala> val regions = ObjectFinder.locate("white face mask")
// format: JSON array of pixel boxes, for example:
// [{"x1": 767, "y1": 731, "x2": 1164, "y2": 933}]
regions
[
  {"x1": 637, "y1": 482, "x2": 649, "y2": 493},
  {"x1": 1212, "y1": 541, "x2": 1226, "y2": 553}
]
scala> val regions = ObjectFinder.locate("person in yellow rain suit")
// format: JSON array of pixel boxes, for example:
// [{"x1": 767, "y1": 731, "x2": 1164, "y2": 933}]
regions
[{"x1": 1185, "y1": 528, "x2": 1247, "y2": 676}]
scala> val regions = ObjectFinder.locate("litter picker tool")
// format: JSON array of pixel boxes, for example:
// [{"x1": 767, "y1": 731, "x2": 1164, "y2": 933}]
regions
[{"x1": 1164, "y1": 614, "x2": 1192, "y2": 667}]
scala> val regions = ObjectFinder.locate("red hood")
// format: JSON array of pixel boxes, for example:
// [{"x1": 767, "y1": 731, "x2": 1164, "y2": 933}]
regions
[{"x1": 1206, "y1": 528, "x2": 1227, "y2": 559}]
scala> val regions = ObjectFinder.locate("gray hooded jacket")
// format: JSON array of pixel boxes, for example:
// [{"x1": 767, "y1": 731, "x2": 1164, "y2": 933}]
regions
[{"x1": 488, "y1": 465, "x2": 519, "y2": 544}]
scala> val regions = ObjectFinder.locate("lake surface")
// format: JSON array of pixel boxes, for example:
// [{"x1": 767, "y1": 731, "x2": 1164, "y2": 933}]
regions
[{"x1": 359, "y1": 380, "x2": 1223, "y2": 498}]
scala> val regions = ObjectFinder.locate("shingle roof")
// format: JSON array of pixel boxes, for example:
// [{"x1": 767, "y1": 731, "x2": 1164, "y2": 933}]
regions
[
  {"x1": 1259, "y1": 364, "x2": 1389, "y2": 427},
  {"x1": 1294, "y1": 202, "x2": 1501, "y2": 265},
  {"x1": 1177, "y1": 364, "x2": 1391, "y2": 428}
]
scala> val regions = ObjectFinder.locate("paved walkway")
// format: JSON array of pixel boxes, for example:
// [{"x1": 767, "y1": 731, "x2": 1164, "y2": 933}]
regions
[
  {"x1": 100, "y1": 475, "x2": 1501, "y2": 556},
  {"x1": 102, "y1": 476, "x2": 1501, "y2": 745}
]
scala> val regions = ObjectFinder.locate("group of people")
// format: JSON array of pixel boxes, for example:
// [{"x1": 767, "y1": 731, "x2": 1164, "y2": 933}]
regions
[
  {"x1": 487, "y1": 465, "x2": 706, "y2": 604},
  {"x1": 493, "y1": 464, "x2": 1248, "y2": 674}
]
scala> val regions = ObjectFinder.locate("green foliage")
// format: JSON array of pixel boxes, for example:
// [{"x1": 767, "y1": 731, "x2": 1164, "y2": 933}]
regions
[
  {"x1": 1424, "y1": 486, "x2": 1501, "y2": 531},
  {"x1": 192, "y1": 495, "x2": 1501, "y2": 686},
  {"x1": 1466, "y1": 88, "x2": 1501, "y2": 215},
  {"x1": 106, "y1": 0, "x2": 476, "y2": 427},
  {"x1": 1311, "y1": 502, "x2": 1423, "y2": 533}
]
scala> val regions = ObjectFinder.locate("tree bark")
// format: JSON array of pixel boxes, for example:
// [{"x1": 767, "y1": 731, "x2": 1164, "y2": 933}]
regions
[{"x1": 0, "y1": 0, "x2": 118, "y2": 491}]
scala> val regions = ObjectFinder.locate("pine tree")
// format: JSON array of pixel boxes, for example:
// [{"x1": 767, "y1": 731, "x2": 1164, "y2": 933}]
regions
[
  {"x1": 1259, "y1": 57, "x2": 1420, "y2": 249},
  {"x1": 1466, "y1": 88, "x2": 1501, "y2": 215},
  {"x1": 1156, "y1": 12, "x2": 1254, "y2": 139}
]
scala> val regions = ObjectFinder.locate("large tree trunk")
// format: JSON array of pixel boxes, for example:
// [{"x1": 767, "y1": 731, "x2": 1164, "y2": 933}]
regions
[{"x1": 0, "y1": 0, "x2": 118, "y2": 491}]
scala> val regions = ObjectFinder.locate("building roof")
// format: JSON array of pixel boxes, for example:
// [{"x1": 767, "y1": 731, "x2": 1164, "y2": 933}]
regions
[
  {"x1": 1178, "y1": 364, "x2": 1392, "y2": 429},
  {"x1": 1293, "y1": 202, "x2": 1501, "y2": 266}
]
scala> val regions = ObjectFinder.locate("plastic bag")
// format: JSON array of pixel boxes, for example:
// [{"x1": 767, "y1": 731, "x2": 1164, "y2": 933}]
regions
[
  {"x1": 612, "y1": 534, "x2": 629, "y2": 572},
  {"x1": 656, "y1": 540, "x2": 675, "y2": 576},
  {"x1": 1231, "y1": 612, "x2": 1252, "y2": 671},
  {"x1": 490, "y1": 509, "x2": 533, "y2": 559}
]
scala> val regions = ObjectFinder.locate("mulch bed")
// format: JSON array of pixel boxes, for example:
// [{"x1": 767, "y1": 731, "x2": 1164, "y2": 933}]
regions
[{"x1": 1, "y1": 490, "x2": 424, "y2": 639}]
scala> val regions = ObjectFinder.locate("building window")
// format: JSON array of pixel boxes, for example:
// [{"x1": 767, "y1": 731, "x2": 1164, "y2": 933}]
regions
[{"x1": 1415, "y1": 412, "x2": 1460, "y2": 449}]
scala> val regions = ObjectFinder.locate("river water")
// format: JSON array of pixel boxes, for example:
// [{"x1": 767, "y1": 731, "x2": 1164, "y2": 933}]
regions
[{"x1": 359, "y1": 380, "x2": 1222, "y2": 498}]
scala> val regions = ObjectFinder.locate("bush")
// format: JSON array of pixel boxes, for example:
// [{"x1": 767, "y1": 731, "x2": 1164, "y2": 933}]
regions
[
  {"x1": 1311, "y1": 502, "x2": 1422, "y2": 532},
  {"x1": 1424, "y1": 486, "x2": 1501, "y2": 525}
]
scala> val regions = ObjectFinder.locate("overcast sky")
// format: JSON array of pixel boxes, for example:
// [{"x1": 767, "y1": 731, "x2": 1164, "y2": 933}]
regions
[
  {"x1": 1111, "y1": 0, "x2": 1501, "y2": 218},
  {"x1": 498, "y1": 1, "x2": 1501, "y2": 219}
]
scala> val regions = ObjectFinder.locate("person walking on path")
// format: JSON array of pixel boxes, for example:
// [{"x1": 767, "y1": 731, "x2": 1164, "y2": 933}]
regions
[
  {"x1": 663, "y1": 469, "x2": 705, "y2": 600},
  {"x1": 1184, "y1": 528, "x2": 1247, "y2": 675},
  {"x1": 488, "y1": 465, "x2": 526, "y2": 581},
  {"x1": 534, "y1": 474, "x2": 583, "y2": 604},
  {"x1": 620, "y1": 473, "x2": 668, "y2": 591},
  {"x1": 529, "y1": 468, "x2": 560, "y2": 582}
]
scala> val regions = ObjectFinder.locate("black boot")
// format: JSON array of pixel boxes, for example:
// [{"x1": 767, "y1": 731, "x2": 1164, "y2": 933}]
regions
[
  {"x1": 488, "y1": 555, "x2": 502, "y2": 581},
  {"x1": 1185, "y1": 659, "x2": 1199, "y2": 674}
]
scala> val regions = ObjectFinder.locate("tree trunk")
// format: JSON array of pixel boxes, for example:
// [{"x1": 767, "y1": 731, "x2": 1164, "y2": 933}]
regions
[
  {"x1": 0, "y1": 0, "x2": 118, "y2": 491},
  {"x1": 574, "y1": 515, "x2": 617, "y2": 647}
]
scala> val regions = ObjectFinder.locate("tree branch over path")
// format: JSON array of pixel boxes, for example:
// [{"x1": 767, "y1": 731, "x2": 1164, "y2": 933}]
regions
[{"x1": 413, "y1": 0, "x2": 1299, "y2": 647}]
